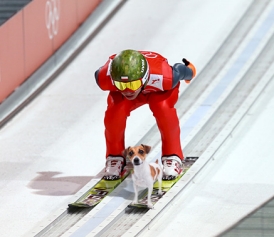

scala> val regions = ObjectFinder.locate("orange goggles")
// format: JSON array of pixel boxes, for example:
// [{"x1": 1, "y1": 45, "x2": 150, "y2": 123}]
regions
[{"x1": 113, "y1": 79, "x2": 143, "y2": 91}]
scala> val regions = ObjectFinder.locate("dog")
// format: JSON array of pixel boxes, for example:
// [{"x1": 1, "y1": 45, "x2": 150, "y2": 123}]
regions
[{"x1": 122, "y1": 144, "x2": 163, "y2": 209}]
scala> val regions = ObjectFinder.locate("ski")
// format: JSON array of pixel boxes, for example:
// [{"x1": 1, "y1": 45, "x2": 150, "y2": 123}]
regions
[
  {"x1": 68, "y1": 157, "x2": 198, "y2": 209},
  {"x1": 68, "y1": 162, "x2": 132, "y2": 208},
  {"x1": 128, "y1": 156, "x2": 199, "y2": 209}
]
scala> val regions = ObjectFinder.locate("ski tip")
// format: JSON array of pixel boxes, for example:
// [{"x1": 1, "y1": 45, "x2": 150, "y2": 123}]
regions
[
  {"x1": 68, "y1": 203, "x2": 94, "y2": 208},
  {"x1": 67, "y1": 204, "x2": 81, "y2": 212},
  {"x1": 128, "y1": 203, "x2": 151, "y2": 209},
  {"x1": 184, "y1": 156, "x2": 199, "y2": 161}
]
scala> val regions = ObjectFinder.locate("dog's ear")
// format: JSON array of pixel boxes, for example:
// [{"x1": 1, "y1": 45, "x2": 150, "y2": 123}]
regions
[
  {"x1": 122, "y1": 146, "x2": 131, "y2": 158},
  {"x1": 141, "y1": 144, "x2": 151, "y2": 154}
]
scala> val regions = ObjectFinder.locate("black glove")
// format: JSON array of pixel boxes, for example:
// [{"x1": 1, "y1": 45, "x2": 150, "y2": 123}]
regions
[{"x1": 182, "y1": 58, "x2": 190, "y2": 66}]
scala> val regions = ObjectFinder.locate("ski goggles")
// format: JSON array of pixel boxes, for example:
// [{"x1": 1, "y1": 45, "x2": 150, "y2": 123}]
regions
[
  {"x1": 113, "y1": 67, "x2": 149, "y2": 92},
  {"x1": 113, "y1": 79, "x2": 143, "y2": 91}
]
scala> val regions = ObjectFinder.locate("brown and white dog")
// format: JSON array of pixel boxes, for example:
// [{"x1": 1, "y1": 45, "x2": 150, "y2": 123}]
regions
[{"x1": 123, "y1": 144, "x2": 162, "y2": 208}]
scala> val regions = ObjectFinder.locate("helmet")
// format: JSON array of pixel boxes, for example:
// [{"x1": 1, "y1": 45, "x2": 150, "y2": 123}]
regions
[{"x1": 110, "y1": 50, "x2": 149, "y2": 92}]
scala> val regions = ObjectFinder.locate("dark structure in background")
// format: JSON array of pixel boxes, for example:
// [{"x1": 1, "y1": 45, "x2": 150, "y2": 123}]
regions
[
  {"x1": 0, "y1": 0, "x2": 31, "y2": 25},
  {"x1": 221, "y1": 196, "x2": 274, "y2": 236}
]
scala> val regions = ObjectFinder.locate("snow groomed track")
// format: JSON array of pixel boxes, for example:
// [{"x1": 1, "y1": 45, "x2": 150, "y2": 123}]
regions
[{"x1": 28, "y1": 0, "x2": 274, "y2": 236}]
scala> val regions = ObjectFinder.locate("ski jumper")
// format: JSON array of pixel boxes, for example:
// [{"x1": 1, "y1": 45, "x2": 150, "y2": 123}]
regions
[{"x1": 95, "y1": 51, "x2": 194, "y2": 160}]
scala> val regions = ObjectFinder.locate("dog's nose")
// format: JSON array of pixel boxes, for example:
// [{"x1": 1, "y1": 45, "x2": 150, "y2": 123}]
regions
[{"x1": 133, "y1": 157, "x2": 141, "y2": 165}]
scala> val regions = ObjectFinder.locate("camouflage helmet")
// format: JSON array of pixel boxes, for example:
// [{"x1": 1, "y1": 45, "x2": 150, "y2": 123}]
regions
[{"x1": 110, "y1": 50, "x2": 148, "y2": 82}]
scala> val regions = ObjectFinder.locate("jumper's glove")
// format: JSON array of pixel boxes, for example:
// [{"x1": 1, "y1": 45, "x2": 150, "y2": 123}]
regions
[
  {"x1": 182, "y1": 58, "x2": 196, "y2": 83},
  {"x1": 182, "y1": 58, "x2": 190, "y2": 66}
]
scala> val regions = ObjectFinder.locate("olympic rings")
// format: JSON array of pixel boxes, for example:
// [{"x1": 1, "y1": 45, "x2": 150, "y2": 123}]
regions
[{"x1": 45, "y1": 0, "x2": 60, "y2": 39}]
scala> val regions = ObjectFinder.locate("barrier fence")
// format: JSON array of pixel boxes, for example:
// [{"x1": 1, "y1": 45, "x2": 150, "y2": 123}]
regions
[{"x1": 0, "y1": 0, "x2": 102, "y2": 103}]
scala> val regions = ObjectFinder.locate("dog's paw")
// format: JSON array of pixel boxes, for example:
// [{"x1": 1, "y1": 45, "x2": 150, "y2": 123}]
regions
[
  {"x1": 147, "y1": 203, "x2": 154, "y2": 209},
  {"x1": 158, "y1": 190, "x2": 163, "y2": 196}
]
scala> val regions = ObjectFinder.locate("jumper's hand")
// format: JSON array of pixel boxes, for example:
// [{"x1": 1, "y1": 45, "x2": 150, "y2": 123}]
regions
[
  {"x1": 182, "y1": 58, "x2": 190, "y2": 66},
  {"x1": 182, "y1": 58, "x2": 196, "y2": 81}
]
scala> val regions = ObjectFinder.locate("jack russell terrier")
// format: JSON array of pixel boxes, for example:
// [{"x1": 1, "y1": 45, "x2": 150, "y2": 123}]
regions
[{"x1": 123, "y1": 144, "x2": 163, "y2": 208}]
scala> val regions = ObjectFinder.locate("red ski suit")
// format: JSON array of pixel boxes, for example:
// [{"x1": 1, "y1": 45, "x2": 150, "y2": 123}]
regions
[{"x1": 95, "y1": 51, "x2": 194, "y2": 160}]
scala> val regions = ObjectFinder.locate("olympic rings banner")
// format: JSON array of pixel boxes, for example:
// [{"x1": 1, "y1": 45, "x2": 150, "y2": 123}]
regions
[
  {"x1": 45, "y1": 0, "x2": 61, "y2": 40},
  {"x1": 0, "y1": 0, "x2": 102, "y2": 103}
]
